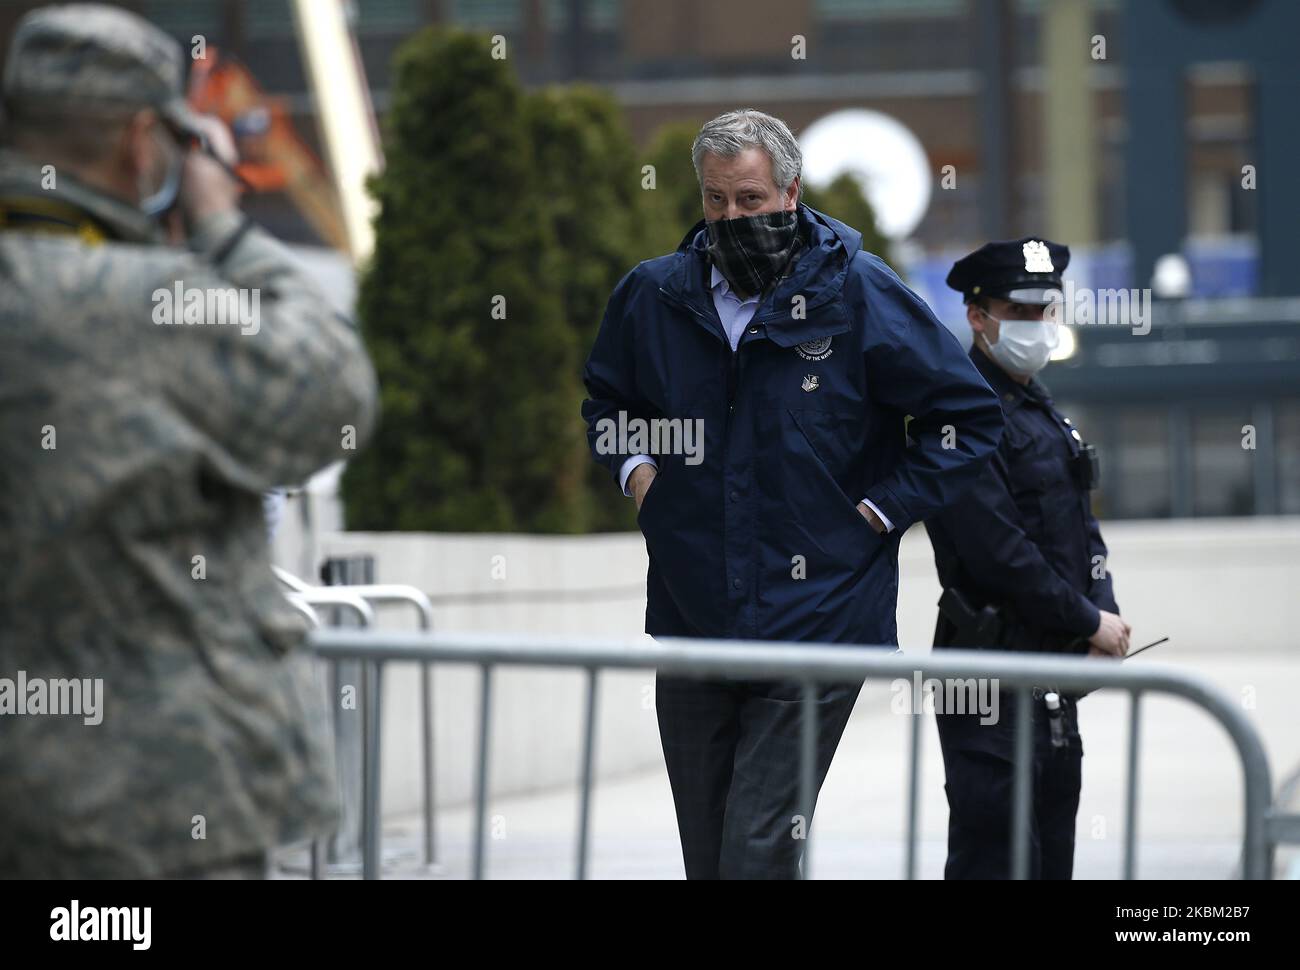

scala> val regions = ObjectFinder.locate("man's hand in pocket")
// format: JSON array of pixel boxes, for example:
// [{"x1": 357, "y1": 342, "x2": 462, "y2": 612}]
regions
[
  {"x1": 856, "y1": 501, "x2": 886, "y2": 534},
  {"x1": 630, "y1": 464, "x2": 658, "y2": 512}
]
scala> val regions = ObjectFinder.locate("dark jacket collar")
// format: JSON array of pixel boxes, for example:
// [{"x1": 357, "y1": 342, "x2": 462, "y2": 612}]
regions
[{"x1": 662, "y1": 203, "x2": 862, "y2": 321}]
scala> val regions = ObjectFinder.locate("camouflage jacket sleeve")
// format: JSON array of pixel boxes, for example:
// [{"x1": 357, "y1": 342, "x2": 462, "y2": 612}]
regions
[{"x1": 153, "y1": 210, "x2": 379, "y2": 491}]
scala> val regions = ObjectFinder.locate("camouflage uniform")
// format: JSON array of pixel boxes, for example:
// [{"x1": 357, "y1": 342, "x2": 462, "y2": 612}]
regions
[{"x1": 0, "y1": 6, "x2": 378, "y2": 877}]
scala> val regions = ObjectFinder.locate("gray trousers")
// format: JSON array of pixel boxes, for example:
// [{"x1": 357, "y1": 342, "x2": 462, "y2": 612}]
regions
[{"x1": 655, "y1": 673, "x2": 861, "y2": 879}]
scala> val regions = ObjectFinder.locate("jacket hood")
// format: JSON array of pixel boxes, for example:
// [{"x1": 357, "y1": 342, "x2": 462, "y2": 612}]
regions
[{"x1": 667, "y1": 203, "x2": 863, "y2": 311}]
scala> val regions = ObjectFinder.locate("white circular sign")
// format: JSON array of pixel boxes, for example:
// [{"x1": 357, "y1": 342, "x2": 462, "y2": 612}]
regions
[{"x1": 799, "y1": 108, "x2": 932, "y2": 241}]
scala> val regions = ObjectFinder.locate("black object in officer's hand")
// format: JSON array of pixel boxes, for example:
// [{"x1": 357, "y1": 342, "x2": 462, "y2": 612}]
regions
[
  {"x1": 1122, "y1": 636, "x2": 1169, "y2": 661},
  {"x1": 1065, "y1": 637, "x2": 1170, "y2": 701},
  {"x1": 1067, "y1": 636, "x2": 1169, "y2": 699}
]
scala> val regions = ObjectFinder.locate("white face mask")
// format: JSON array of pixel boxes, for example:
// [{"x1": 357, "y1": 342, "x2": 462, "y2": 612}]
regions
[{"x1": 977, "y1": 308, "x2": 1059, "y2": 377}]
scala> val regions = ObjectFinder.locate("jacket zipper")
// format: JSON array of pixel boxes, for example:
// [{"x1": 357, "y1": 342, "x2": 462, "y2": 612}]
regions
[{"x1": 658, "y1": 286, "x2": 739, "y2": 424}]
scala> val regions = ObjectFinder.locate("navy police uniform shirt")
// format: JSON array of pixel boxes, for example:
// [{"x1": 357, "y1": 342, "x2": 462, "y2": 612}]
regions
[{"x1": 926, "y1": 347, "x2": 1119, "y2": 652}]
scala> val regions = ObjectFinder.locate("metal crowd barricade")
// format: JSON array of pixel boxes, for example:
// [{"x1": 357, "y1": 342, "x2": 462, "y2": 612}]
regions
[
  {"x1": 277, "y1": 580, "x2": 376, "y2": 879},
  {"x1": 308, "y1": 630, "x2": 1293, "y2": 881},
  {"x1": 274, "y1": 568, "x2": 438, "y2": 878}
]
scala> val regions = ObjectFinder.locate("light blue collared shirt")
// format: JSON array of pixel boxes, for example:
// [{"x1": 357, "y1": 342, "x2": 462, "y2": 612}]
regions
[{"x1": 708, "y1": 264, "x2": 763, "y2": 351}]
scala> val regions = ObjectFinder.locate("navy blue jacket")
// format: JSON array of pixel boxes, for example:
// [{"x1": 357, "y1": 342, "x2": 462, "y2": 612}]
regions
[
  {"x1": 582, "y1": 205, "x2": 1004, "y2": 646},
  {"x1": 927, "y1": 348, "x2": 1119, "y2": 652}
]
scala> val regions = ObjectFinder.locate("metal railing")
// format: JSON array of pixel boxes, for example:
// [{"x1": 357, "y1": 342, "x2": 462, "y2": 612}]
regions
[
  {"x1": 273, "y1": 568, "x2": 437, "y2": 878},
  {"x1": 305, "y1": 629, "x2": 1294, "y2": 880}
]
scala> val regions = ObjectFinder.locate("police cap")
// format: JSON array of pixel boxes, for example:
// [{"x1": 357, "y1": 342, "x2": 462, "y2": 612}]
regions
[{"x1": 946, "y1": 236, "x2": 1070, "y2": 305}]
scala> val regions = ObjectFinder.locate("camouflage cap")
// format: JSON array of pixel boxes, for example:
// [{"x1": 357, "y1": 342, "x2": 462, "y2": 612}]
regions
[{"x1": 2, "y1": 3, "x2": 200, "y2": 131}]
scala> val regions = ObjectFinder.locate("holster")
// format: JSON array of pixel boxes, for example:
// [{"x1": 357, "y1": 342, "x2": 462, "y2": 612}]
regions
[
  {"x1": 937, "y1": 588, "x2": 1008, "y2": 649},
  {"x1": 940, "y1": 588, "x2": 1091, "y2": 652},
  {"x1": 938, "y1": 588, "x2": 1095, "y2": 703}
]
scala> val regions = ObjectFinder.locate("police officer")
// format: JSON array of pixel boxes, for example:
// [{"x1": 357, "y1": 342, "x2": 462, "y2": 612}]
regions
[
  {"x1": 925, "y1": 237, "x2": 1131, "y2": 880},
  {"x1": 0, "y1": 5, "x2": 377, "y2": 877}
]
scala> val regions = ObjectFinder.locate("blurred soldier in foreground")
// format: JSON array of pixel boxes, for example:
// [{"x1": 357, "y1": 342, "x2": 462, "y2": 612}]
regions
[
  {"x1": 927, "y1": 238, "x2": 1129, "y2": 879},
  {"x1": 0, "y1": 4, "x2": 378, "y2": 878}
]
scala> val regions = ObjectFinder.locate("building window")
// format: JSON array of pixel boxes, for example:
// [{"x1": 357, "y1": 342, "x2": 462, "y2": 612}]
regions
[
  {"x1": 245, "y1": 0, "x2": 296, "y2": 39},
  {"x1": 451, "y1": 0, "x2": 521, "y2": 30},
  {"x1": 353, "y1": 0, "x2": 426, "y2": 32},
  {"x1": 816, "y1": 0, "x2": 962, "y2": 19},
  {"x1": 238, "y1": 0, "x2": 426, "y2": 37},
  {"x1": 1113, "y1": 410, "x2": 1172, "y2": 519},
  {"x1": 544, "y1": 0, "x2": 620, "y2": 32},
  {"x1": 1191, "y1": 409, "x2": 1255, "y2": 516},
  {"x1": 140, "y1": 0, "x2": 223, "y2": 37},
  {"x1": 1277, "y1": 401, "x2": 1300, "y2": 515}
]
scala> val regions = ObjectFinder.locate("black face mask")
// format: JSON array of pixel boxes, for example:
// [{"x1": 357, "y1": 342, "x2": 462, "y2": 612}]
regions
[{"x1": 705, "y1": 209, "x2": 800, "y2": 300}]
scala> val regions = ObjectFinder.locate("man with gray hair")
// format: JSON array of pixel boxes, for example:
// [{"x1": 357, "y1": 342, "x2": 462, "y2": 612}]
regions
[
  {"x1": 0, "y1": 4, "x2": 377, "y2": 877},
  {"x1": 583, "y1": 109, "x2": 1003, "y2": 878}
]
